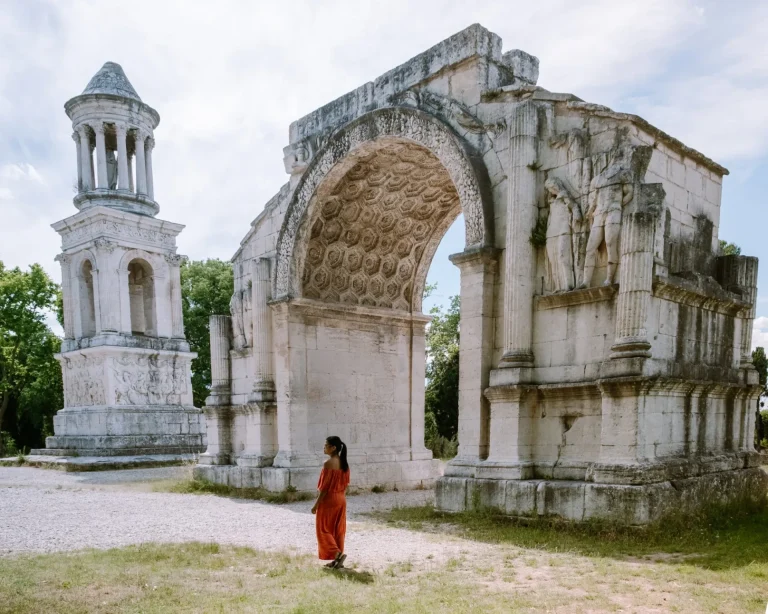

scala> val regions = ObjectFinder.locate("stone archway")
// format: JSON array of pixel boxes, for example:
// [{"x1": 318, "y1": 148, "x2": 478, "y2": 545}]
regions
[
  {"x1": 274, "y1": 107, "x2": 494, "y2": 303},
  {"x1": 256, "y1": 106, "x2": 499, "y2": 491}
]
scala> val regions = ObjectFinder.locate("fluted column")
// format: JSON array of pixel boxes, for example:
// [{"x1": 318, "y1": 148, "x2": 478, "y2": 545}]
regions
[
  {"x1": 77, "y1": 127, "x2": 92, "y2": 192},
  {"x1": 127, "y1": 152, "x2": 134, "y2": 192},
  {"x1": 135, "y1": 131, "x2": 148, "y2": 195},
  {"x1": 55, "y1": 254, "x2": 75, "y2": 340},
  {"x1": 93, "y1": 123, "x2": 108, "y2": 189},
  {"x1": 738, "y1": 258, "x2": 758, "y2": 368},
  {"x1": 610, "y1": 209, "x2": 657, "y2": 358},
  {"x1": 145, "y1": 137, "x2": 155, "y2": 200},
  {"x1": 200, "y1": 315, "x2": 233, "y2": 465},
  {"x1": 207, "y1": 315, "x2": 232, "y2": 406},
  {"x1": 115, "y1": 123, "x2": 130, "y2": 191},
  {"x1": 250, "y1": 257, "x2": 275, "y2": 398},
  {"x1": 72, "y1": 133, "x2": 83, "y2": 193},
  {"x1": 499, "y1": 100, "x2": 539, "y2": 368}
]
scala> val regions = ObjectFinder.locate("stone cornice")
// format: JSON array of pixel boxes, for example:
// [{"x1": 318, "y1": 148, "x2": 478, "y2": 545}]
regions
[
  {"x1": 652, "y1": 275, "x2": 748, "y2": 316},
  {"x1": 535, "y1": 284, "x2": 618, "y2": 310}
]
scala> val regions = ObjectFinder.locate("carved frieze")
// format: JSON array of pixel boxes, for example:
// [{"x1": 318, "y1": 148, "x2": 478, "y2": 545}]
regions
[
  {"x1": 61, "y1": 354, "x2": 106, "y2": 407},
  {"x1": 111, "y1": 354, "x2": 188, "y2": 406},
  {"x1": 61, "y1": 219, "x2": 176, "y2": 250}
]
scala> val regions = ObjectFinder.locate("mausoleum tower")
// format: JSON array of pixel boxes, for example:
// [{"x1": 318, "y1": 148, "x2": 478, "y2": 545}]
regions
[{"x1": 35, "y1": 62, "x2": 205, "y2": 458}]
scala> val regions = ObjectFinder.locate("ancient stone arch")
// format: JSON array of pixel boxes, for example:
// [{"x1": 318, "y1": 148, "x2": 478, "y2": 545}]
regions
[
  {"x1": 198, "y1": 24, "x2": 766, "y2": 523},
  {"x1": 274, "y1": 106, "x2": 494, "y2": 306}
]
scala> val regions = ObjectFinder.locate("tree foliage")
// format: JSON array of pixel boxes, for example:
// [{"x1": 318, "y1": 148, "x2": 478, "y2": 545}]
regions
[
  {"x1": 0, "y1": 262, "x2": 62, "y2": 454},
  {"x1": 425, "y1": 291, "x2": 460, "y2": 453},
  {"x1": 180, "y1": 259, "x2": 234, "y2": 407},
  {"x1": 719, "y1": 240, "x2": 742, "y2": 256}
]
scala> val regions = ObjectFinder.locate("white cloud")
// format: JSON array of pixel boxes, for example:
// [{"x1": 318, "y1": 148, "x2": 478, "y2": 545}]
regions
[{"x1": 753, "y1": 316, "x2": 768, "y2": 351}]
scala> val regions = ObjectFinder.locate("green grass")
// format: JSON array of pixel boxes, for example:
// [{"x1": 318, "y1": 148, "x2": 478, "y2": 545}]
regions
[
  {"x1": 163, "y1": 478, "x2": 314, "y2": 504},
  {"x1": 374, "y1": 498, "x2": 768, "y2": 570},
  {"x1": 0, "y1": 543, "x2": 548, "y2": 614}
]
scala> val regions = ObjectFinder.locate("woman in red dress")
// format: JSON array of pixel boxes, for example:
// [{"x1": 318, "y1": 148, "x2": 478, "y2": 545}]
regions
[{"x1": 311, "y1": 435, "x2": 350, "y2": 568}]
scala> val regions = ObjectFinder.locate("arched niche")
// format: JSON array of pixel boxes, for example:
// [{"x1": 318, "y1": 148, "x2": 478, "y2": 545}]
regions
[
  {"x1": 126, "y1": 258, "x2": 157, "y2": 336},
  {"x1": 78, "y1": 259, "x2": 97, "y2": 338}
]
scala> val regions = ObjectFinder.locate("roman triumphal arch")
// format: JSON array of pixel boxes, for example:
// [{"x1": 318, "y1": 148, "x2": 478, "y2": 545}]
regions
[{"x1": 196, "y1": 24, "x2": 766, "y2": 523}]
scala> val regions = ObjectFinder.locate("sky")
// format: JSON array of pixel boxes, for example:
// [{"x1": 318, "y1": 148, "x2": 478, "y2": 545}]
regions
[{"x1": 1, "y1": 0, "x2": 767, "y2": 347}]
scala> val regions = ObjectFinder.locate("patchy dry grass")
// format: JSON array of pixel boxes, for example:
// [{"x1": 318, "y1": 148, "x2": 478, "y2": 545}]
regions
[
  {"x1": 2, "y1": 539, "x2": 766, "y2": 613},
  {"x1": 0, "y1": 542, "x2": 566, "y2": 614},
  {"x1": 160, "y1": 478, "x2": 314, "y2": 504},
  {"x1": 368, "y1": 501, "x2": 768, "y2": 613}
]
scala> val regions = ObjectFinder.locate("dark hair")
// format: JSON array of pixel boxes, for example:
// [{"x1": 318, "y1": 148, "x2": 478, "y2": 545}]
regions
[{"x1": 326, "y1": 436, "x2": 349, "y2": 472}]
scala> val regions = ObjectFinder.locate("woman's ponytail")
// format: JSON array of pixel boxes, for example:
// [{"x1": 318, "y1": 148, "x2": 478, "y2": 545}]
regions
[{"x1": 326, "y1": 435, "x2": 349, "y2": 472}]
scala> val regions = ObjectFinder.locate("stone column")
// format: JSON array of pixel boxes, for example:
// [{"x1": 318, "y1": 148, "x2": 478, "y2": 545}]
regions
[
  {"x1": 207, "y1": 315, "x2": 232, "y2": 406},
  {"x1": 166, "y1": 255, "x2": 185, "y2": 338},
  {"x1": 609, "y1": 209, "x2": 657, "y2": 359},
  {"x1": 127, "y1": 152, "x2": 135, "y2": 192},
  {"x1": 499, "y1": 100, "x2": 539, "y2": 368},
  {"x1": 94, "y1": 242, "x2": 118, "y2": 332},
  {"x1": 446, "y1": 247, "x2": 499, "y2": 476},
  {"x1": 134, "y1": 132, "x2": 148, "y2": 195},
  {"x1": 118, "y1": 266, "x2": 133, "y2": 335},
  {"x1": 55, "y1": 254, "x2": 74, "y2": 340},
  {"x1": 93, "y1": 123, "x2": 108, "y2": 189},
  {"x1": 115, "y1": 123, "x2": 130, "y2": 191},
  {"x1": 250, "y1": 258, "x2": 275, "y2": 399},
  {"x1": 78, "y1": 127, "x2": 92, "y2": 192},
  {"x1": 145, "y1": 137, "x2": 155, "y2": 200},
  {"x1": 72, "y1": 132, "x2": 83, "y2": 193}
]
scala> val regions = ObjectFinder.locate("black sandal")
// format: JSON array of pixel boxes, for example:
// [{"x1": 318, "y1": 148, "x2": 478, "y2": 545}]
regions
[{"x1": 332, "y1": 553, "x2": 346, "y2": 569}]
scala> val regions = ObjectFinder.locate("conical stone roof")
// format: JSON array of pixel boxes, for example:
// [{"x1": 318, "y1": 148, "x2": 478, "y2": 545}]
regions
[{"x1": 82, "y1": 62, "x2": 141, "y2": 101}]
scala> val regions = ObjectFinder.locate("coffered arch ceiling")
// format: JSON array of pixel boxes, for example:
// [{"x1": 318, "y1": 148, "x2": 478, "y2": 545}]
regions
[{"x1": 300, "y1": 141, "x2": 460, "y2": 312}]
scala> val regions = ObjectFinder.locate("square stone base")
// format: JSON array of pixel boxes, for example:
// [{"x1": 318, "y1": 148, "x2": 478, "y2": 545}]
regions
[
  {"x1": 435, "y1": 467, "x2": 768, "y2": 525},
  {"x1": 194, "y1": 457, "x2": 442, "y2": 493},
  {"x1": 35, "y1": 406, "x2": 206, "y2": 456}
]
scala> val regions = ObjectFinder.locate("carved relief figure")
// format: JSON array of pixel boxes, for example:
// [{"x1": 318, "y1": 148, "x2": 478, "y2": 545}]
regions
[
  {"x1": 581, "y1": 147, "x2": 635, "y2": 287},
  {"x1": 106, "y1": 149, "x2": 118, "y2": 189},
  {"x1": 544, "y1": 178, "x2": 582, "y2": 292},
  {"x1": 62, "y1": 355, "x2": 105, "y2": 406},
  {"x1": 111, "y1": 355, "x2": 186, "y2": 406},
  {"x1": 230, "y1": 289, "x2": 247, "y2": 349}
]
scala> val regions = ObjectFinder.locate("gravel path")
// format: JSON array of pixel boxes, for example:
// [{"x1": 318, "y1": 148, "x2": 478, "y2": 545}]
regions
[{"x1": 0, "y1": 466, "x2": 481, "y2": 570}]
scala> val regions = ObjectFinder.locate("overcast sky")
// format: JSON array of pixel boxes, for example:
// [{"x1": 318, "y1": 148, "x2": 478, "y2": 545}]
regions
[{"x1": 2, "y1": 0, "x2": 767, "y2": 346}]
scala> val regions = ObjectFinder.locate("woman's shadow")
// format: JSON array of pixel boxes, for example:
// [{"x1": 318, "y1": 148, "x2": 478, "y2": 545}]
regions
[{"x1": 322, "y1": 566, "x2": 374, "y2": 584}]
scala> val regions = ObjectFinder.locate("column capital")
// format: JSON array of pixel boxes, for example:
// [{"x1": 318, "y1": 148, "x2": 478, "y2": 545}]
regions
[
  {"x1": 164, "y1": 253, "x2": 187, "y2": 266},
  {"x1": 114, "y1": 122, "x2": 129, "y2": 135},
  {"x1": 91, "y1": 122, "x2": 105, "y2": 135},
  {"x1": 146, "y1": 136, "x2": 155, "y2": 150},
  {"x1": 75, "y1": 124, "x2": 90, "y2": 138},
  {"x1": 71, "y1": 131, "x2": 79, "y2": 143},
  {"x1": 54, "y1": 253, "x2": 71, "y2": 264}
]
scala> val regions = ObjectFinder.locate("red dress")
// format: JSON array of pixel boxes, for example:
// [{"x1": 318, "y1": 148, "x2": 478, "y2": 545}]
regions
[{"x1": 315, "y1": 467, "x2": 350, "y2": 560}]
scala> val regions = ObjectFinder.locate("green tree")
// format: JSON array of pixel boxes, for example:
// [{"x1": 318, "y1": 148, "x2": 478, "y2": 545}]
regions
[
  {"x1": 0, "y1": 263, "x2": 61, "y2": 454},
  {"x1": 180, "y1": 259, "x2": 234, "y2": 408},
  {"x1": 719, "y1": 240, "x2": 741, "y2": 256},
  {"x1": 425, "y1": 291, "x2": 460, "y2": 453},
  {"x1": 752, "y1": 346, "x2": 767, "y2": 448}
]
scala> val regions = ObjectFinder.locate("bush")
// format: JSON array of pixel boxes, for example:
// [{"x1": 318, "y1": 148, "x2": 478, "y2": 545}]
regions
[
  {"x1": 427, "y1": 434, "x2": 458, "y2": 460},
  {"x1": 0, "y1": 432, "x2": 18, "y2": 457}
]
